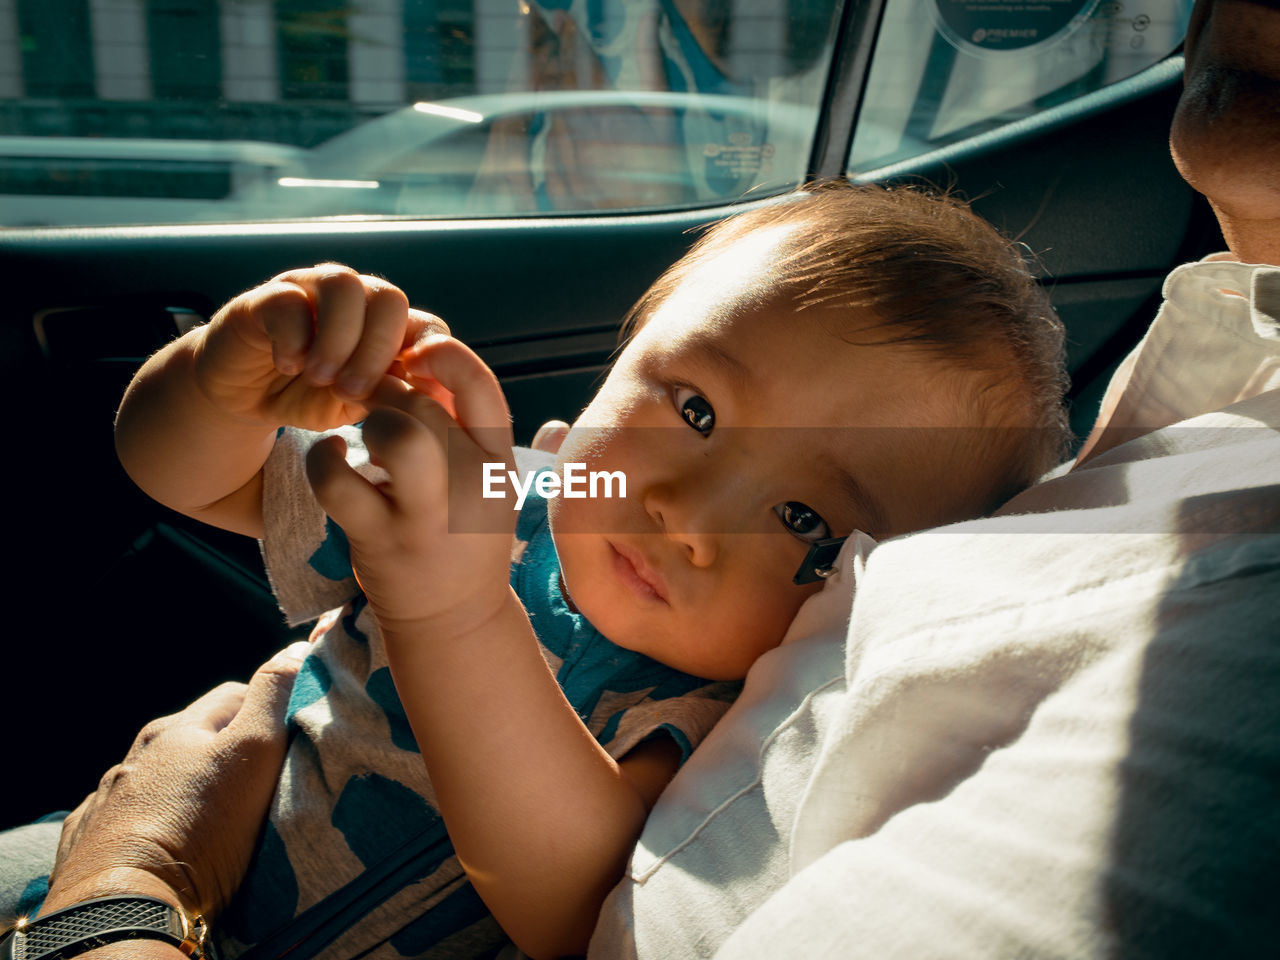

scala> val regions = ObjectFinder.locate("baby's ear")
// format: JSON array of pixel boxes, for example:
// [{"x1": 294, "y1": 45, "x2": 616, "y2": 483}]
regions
[{"x1": 531, "y1": 420, "x2": 570, "y2": 454}]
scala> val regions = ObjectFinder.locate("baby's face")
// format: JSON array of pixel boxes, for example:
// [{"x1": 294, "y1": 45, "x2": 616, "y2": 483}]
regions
[{"x1": 548, "y1": 230, "x2": 1008, "y2": 680}]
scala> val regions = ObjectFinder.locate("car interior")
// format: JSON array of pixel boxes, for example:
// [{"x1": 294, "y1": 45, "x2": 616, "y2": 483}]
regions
[{"x1": 0, "y1": 0, "x2": 1215, "y2": 836}]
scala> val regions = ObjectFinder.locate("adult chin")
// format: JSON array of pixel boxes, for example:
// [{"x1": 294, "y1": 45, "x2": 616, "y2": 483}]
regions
[
  {"x1": 1171, "y1": 66, "x2": 1280, "y2": 206},
  {"x1": 1170, "y1": 0, "x2": 1280, "y2": 260}
]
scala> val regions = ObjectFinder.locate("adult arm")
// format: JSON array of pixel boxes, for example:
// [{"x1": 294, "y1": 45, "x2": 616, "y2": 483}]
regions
[{"x1": 29, "y1": 643, "x2": 307, "y2": 959}]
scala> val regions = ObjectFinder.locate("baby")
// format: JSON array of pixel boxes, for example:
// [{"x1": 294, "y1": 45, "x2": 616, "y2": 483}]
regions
[{"x1": 112, "y1": 184, "x2": 1068, "y2": 960}]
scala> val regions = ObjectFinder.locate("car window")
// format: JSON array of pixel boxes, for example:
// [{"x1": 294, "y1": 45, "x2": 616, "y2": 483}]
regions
[
  {"x1": 1, "y1": 0, "x2": 1191, "y2": 228},
  {"x1": 0, "y1": 0, "x2": 842, "y2": 226},
  {"x1": 848, "y1": 0, "x2": 1193, "y2": 171}
]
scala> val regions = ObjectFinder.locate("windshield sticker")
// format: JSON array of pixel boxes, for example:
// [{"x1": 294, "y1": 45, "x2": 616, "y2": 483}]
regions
[
  {"x1": 934, "y1": 0, "x2": 1098, "y2": 54},
  {"x1": 703, "y1": 133, "x2": 775, "y2": 181}
]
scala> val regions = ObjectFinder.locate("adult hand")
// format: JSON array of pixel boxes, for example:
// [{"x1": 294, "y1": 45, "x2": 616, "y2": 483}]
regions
[{"x1": 44, "y1": 641, "x2": 309, "y2": 921}]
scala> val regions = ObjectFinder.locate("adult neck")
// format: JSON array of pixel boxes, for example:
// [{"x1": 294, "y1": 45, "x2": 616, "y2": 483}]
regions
[{"x1": 1214, "y1": 202, "x2": 1280, "y2": 266}]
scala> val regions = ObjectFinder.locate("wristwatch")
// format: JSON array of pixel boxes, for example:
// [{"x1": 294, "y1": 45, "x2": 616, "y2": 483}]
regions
[{"x1": 0, "y1": 895, "x2": 216, "y2": 960}]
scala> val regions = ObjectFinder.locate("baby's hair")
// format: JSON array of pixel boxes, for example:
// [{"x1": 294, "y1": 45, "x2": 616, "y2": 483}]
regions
[{"x1": 622, "y1": 182, "x2": 1071, "y2": 508}]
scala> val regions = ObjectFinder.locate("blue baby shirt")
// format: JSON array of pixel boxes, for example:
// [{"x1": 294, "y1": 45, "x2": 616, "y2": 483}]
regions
[{"x1": 219, "y1": 427, "x2": 736, "y2": 960}]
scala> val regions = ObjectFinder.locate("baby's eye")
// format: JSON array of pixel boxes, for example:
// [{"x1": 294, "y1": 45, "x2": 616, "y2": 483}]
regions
[
  {"x1": 675, "y1": 387, "x2": 715, "y2": 436},
  {"x1": 774, "y1": 501, "x2": 831, "y2": 543}
]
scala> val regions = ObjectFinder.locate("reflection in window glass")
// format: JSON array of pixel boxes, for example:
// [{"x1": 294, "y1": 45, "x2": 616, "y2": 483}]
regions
[
  {"x1": 848, "y1": 0, "x2": 1193, "y2": 172},
  {"x1": 277, "y1": 0, "x2": 351, "y2": 101},
  {"x1": 457, "y1": 0, "x2": 839, "y2": 215},
  {"x1": 403, "y1": 0, "x2": 473, "y2": 100},
  {"x1": 16, "y1": 0, "x2": 94, "y2": 99},
  {"x1": 0, "y1": 0, "x2": 840, "y2": 226},
  {"x1": 148, "y1": 0, "x2": 222, "y2": 102}
]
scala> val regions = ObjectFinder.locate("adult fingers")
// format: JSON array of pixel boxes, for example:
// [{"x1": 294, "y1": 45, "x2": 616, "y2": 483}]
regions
[
  {"x1": 181, "y1": 634, "x2": 304, "y2": 739},
  {"x1": 55, "y1": 796, "x2": 91, "y2": 870},
  {"x1": 223, "y1": 640, "x2": 310, "y2": 753},
  {"x1": 184, "y1": 680, "x2": 251, "y2": 735}
]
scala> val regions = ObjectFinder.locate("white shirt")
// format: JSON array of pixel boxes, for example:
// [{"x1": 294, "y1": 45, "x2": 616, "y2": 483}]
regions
[{"x1": 590, "y1": 257, "x2": 1280, "y2": 958}]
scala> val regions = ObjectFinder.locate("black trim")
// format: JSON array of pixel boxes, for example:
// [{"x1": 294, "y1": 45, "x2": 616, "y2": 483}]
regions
[{"x1": 809, "y1": 0, "x2": 889, "y2": 180}]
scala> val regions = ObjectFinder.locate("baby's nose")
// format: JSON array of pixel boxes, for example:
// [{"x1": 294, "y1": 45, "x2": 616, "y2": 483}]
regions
[{"x1": 643, "y1": 479, "x2": 739, "y2": 566}]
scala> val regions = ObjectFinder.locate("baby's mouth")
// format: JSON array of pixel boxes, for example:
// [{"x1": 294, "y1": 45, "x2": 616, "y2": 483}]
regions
[{"x1": 609, "y1": 541, "x2": 670, "y2": 604}]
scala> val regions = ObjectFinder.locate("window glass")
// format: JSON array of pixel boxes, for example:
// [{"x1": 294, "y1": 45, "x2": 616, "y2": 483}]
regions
[
  {"x1": 15, "y1": 0, "x2": 94, "y2": 99},
  {"x1": 403, "y1": 0, "x2": 474, "y2": 99},
  {"x1": 277, "y1": 0, "x2": 351, "y2": 101},
  {"x1": 0, "y1": 0, "x2": 841, "y2": 226},
  {"x1": 148, "y1": 0, "x2": 222, "y2": 101},
  {"x1": 848, "y1": 0, "x2": 1193, "y2": 171}
]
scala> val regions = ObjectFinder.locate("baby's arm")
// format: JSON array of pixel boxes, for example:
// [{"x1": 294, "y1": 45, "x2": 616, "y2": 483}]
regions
[
  {"x1": 306, "y1": 345, "x2": 680, "y2": 960},
  {"x1": 114, "y1": 264, "x2": 449, "y2": 538},
  {"x1": 388, "y1": 593, "x2": 680, "y2": 960}
]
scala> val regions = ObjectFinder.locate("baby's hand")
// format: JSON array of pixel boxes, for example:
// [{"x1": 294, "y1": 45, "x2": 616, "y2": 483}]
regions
[
  {"x1": 305, "y1": 336, "x2": 518, "y2": 637},
  {"x1": 193, "y1": 264, "x2": 452, "y2": 433}
]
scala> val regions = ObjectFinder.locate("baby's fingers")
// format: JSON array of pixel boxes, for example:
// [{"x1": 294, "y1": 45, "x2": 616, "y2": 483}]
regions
[
  {"x1": 396, "y1": 310, "x2": 457, "y2": 417},
  {"x1": 269, "y1": 265, "x2": 412, "y2": 397},
  {"x1": 402, "y1": 336, "x2": 513, "y2": 458},
  {"x1": 305, "y1": 435, "x2": 393, "y2": 536},
  {"x1": 212, "y1": 279, "x2": 313, "y2": 376},
  {"x1": 359, "y1": 404, "x2": 451, "y2": 519},
  {"x1": 404, "y1": 308, "x2": 451, "y2": 345},
  {"x1": 265, "y1": 265, "x2": 365, "y2": 385},
  {"x1": 330, "y1": 281, "x2": 411, "y2": 400}
]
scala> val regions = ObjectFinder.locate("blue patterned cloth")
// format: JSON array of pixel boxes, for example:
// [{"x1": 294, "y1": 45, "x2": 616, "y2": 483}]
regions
[{"x1": 217, "y1": 428, "x2": 736, "y2": 960}]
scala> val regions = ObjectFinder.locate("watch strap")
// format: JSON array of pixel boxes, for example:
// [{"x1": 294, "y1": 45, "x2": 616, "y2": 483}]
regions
[{"x1": 1, "y1": 895, "x2": 215, "y2": 960}]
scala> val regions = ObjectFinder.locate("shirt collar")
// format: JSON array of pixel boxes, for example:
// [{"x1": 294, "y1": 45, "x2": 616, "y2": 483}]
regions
[{"x1": 1074, "y1": 256, "x2": 1280, "y2": 466}]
